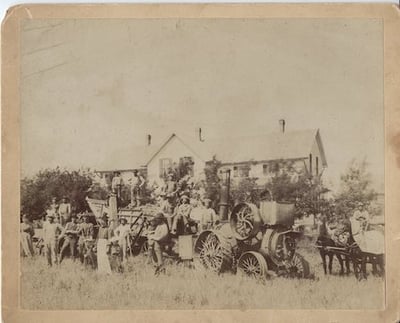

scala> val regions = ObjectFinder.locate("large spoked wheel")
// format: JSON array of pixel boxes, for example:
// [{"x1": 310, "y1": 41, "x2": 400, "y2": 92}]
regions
[
  {"x1": 238, "y1": 251, "x2": 269, "y2": 279},
  {"x1": 230, "y1": 203, "x2": 261, "y2": 240},
  {"x1": 284, "y1": 253, "x2": 310, "y2": 278},
  {"x1": 199, "y1": 233, "x2": 225, "y2": 273}
]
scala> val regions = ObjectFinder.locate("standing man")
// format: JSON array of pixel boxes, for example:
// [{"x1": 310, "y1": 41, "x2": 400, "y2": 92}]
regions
[
  {"x1": 129, "y1": 170, "x2": 145, "y2": 207},
  {"x1": 114, "y1": 217, "x2": 131, "y2": 263},
  {"x1": 48, "y1": 197, "x2": 60, "y2": 223},
  {"x1": 78, "y1": 213, "x2": 94, "y2": 264},
  {"x1": 111, "y1": 172, "x2": 123, "y2": 200},
  {"x1": 58, "y1": 196, "x2": 72, "y2": 227},
  {"x1": 59, "y1": 214, "x2": 79, "y2": 263},
  {"x1": 20, "y1": 214, "x2": 35, "y2": 257},
  {"x1": 43, "y1": 214, "x2": 63, "y2": 266},
  {"x1": 147, "y1": 213, "x2": 169, "y2": 275},
  {"x1": 201, "y1": 199, "x2": 219, "y2": 230},
  {"x1": 171, "y1": 195, "x2": 192, "y2": 235}
]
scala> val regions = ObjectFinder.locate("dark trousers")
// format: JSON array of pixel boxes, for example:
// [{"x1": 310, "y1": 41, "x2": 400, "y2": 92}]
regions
[{"x1": 60, "y1": 236, "x2": 77, "y2": 263}]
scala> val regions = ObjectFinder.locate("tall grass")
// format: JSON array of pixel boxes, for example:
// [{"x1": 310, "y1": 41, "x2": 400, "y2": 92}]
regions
[{"x1": 21, "y1": 239, "x2": 384, "y2": 310}]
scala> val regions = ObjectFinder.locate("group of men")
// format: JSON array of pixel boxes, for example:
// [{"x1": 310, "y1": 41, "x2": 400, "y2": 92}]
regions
[{"x1": 111, "y1": 170, "x2": 145, "y2": 206}]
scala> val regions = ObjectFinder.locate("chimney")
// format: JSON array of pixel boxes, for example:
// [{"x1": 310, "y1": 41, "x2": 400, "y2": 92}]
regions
[
  {"x1": 147, "y1": 134, "x2": 151, "y2": 146},
  {"x1": 279, "y1": 119, "x2": 286, "y2": 133},
  {"x1": 197, "y1": 127, "x2": 204, "y2": 142}
]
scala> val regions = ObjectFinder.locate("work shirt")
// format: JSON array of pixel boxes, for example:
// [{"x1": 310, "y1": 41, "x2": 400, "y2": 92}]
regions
[
  {"x1": 63, "y1": 221, "x2": 79, "y2": 238},
  {"x1": 130, "y1": 175, "x2": 145, "y2": 188},
  {"x1": 111, "y1": 176, "x2": 123, "y2": 190},
  {"x1": 148, "y1": 223, "x2": 169, "y2": 242},
  {"x1": 79, "y1": 222, "x2": 94, "y2": 239},
  {"x1": 43, "y1": 221, "x2": 63, "y2": 243},
  {"x1": 190, "y1": 207, "x2": 204, "y2": 223},
  {"x1": 202, "y1": 208, "x2": 218, "y2": 224},
  {"x1": 114, "y1": 224, "x2": 131, "y2": 241},
  {"x1": 177, "y1": 204, "x2": 192, "y2": 218},
  {"x1": 59, "y1": 203, "x2": 71, "y2": 218}
]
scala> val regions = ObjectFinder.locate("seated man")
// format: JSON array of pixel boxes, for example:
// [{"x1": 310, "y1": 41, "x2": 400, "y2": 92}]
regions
[
  {"x1": 59, "y1": 214, "x2": 79, "y2": 263},
  {"x1": 147, "y1": 213, "x2": 169, "y2": 275}
]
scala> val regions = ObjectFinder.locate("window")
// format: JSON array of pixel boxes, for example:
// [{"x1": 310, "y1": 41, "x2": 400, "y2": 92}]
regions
[
  {"x1": 316, "y1": 156, "x2": 319, "y2": 176},
  {"x1": 239, "y1": 165, "x2": 250, "y2": 177},
  {"x1": 233, "y1": 165, "x2": 250, "y2": 178},
  {"x1": 159, "y1": 158, "x2": 172, "y2": 178}
]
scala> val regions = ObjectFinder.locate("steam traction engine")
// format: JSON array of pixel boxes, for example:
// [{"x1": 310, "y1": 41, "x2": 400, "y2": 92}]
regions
[
  {"x1": 195, "y1": 170, "x2": 310, "y2": 279},
  {"x1": 195, "y1": 201, "x2": 310, "y2": 278}
]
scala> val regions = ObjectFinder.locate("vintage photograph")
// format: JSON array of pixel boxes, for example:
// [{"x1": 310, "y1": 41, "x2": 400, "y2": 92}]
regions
[{"x1": 19, "y1": 17, "x2": 385, "y2": 310}]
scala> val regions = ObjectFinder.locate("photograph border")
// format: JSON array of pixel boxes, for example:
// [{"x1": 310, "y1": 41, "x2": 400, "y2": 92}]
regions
[{"x1": 2, "y1": 4, "x2": 400, "y2": 323}]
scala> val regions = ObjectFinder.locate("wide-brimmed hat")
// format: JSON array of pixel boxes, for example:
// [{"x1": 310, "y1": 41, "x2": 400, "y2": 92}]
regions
[
  {"x1": 22, "y1": 214, "x2": 30, "y2": 221},
  {"x1": 47, "y1": 214, "x2": 55, "y2": 219},
  {"x1": 181, "y1": 195, "x2": 189, "y2": 202},
  {"x1": 154, "y1": 212, "x2": 164, "y2": 220},
  {"x1": 119, "y1": 217, "x2": 128, "y2": 223}
]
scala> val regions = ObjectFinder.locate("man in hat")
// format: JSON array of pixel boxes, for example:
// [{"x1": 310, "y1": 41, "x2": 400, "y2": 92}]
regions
[
  {"x1": 129, "y1": 170, "x2": 145, "y2": 207},
  {"x1": 114, "y1": 217, "x2": 131, "y2": 262},
  {"x1": 147, "y1": 212, "x2": 169, "y2": 275},
  {"x1": 59, "y1": 196, "x2": 72, "y2": 227},
  {"x1": 43, "y1": 213, "x2": 63, "y2": 266},
  {"x1": 20, "y1": 214, "x2": 35, "y2": 257},
  {"x1": 59, "y1": 214, "x2": 79, "y2": 263},
  {"x1": 78, "y1": 213, "x2": 94, "y2": 264},
  {"x1": 171, "y1": 195, "x2": 192, "y2": 235}
]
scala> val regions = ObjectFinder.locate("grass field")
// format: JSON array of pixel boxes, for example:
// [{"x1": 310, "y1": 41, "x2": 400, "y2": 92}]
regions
[{"x1": 20, "y1": 238, "x2": 385, "y2": 310}]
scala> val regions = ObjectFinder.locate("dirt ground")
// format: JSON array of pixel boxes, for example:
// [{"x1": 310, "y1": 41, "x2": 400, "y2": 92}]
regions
[{"x1": 20, "y1": 237, "x2": 385, "y2": 310}]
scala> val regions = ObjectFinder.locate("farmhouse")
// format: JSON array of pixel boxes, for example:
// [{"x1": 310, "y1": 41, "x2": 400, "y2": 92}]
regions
[{"x1": 96, "y1": 123, "x2": 327, "y2": 187}]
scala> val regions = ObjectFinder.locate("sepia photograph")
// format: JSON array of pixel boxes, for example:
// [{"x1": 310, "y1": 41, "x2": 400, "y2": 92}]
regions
[{"x1": 4, "y1": 5, "x2": 398, "y2": 318}]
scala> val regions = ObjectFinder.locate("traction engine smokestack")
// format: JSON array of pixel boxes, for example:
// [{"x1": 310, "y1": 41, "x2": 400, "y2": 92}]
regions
[{"x1": 279, "y1": 119, "x2": 286, "y2": 133}]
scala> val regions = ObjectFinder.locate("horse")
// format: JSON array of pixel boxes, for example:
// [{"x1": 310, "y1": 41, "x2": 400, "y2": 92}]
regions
[{"x1": 316, "y1": 215, "x2": 350, "y2": 275}]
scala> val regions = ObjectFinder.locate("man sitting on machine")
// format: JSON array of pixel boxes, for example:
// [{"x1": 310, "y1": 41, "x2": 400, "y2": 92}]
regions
[{"x1": 147, "y1": 213, "x2": 169, "y2": 275}]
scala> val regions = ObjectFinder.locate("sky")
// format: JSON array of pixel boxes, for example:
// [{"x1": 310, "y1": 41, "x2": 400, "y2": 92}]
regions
[{"x1": 20, "y1": 18, "x2": 384, "y2": 192}]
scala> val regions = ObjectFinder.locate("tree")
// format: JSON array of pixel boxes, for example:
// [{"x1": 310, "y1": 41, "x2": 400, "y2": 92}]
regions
[
  {"x1": 334, "y1": 159, "x2": 378, "y2": 218},
  {"x1": 21, "y1": 167, "x2": 95, "y2": 219},
  {"x1": 203, "y1": 156, "x2": 222, "y2": 207},
  {"x1": 230, "y1": 177, "x2": 260, "y2": 206}
]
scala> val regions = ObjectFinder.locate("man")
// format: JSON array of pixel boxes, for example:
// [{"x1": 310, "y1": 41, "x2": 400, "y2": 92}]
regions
[
  {"x1": 20, "y1": 214, "x2": 35, "y2": 257},
  {"x1": 201, "y1": 199, "x2": 219, "y2": 231},
  {"x1": 147, "y1": 213, "x2": 169, "y2": 275},
  {"x1": 58, "y1": 196, "x2": 72, "y2": 226},
  {"x1": 78, "y1": 213, "x2": 94, "y2": 264},
  {"x1": 114, "y1": 217, "x2": 131, "y2": 262},
  {"x1": 59, "y1": 214, "x2": 79, "y2": 263},
  {"x1": 111, "y1": 172, "x2": 123, "y2": 199},
  {"x1": 352, "y1": 202, "x2": 370, "y2": 228},
  {"x1": 171, "y1": 195, "x2": 192, "y2": 235},
  {"x1": 129, "y1": 170, "x2": 145, "y2": 207},
  {"x1": 164, "y1": 174, "x2": 178, "y2": 201},
  {"x1": 43, "y1": 214, "x2": 63, "y2": 266}
]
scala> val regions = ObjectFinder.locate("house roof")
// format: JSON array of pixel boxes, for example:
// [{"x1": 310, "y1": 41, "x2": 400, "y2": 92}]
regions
[
  {"x1": 97, "y1": 129, "x2": 327, "y2": 172},
  {"x1": 208, "y1": 129, "x2": 328, "y2": 166},
  {"x1": 147, "y1": 129, "x2": 327, "y2": 166}
]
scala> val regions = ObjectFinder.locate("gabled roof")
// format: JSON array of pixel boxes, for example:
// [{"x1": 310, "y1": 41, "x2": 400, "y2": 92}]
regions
[
  {"x1": 97, "y1": 129, "x2": 327, "y2": 172},
  {"x1": 209, "y1": 129, "x2": 327, "y2": 167}
]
